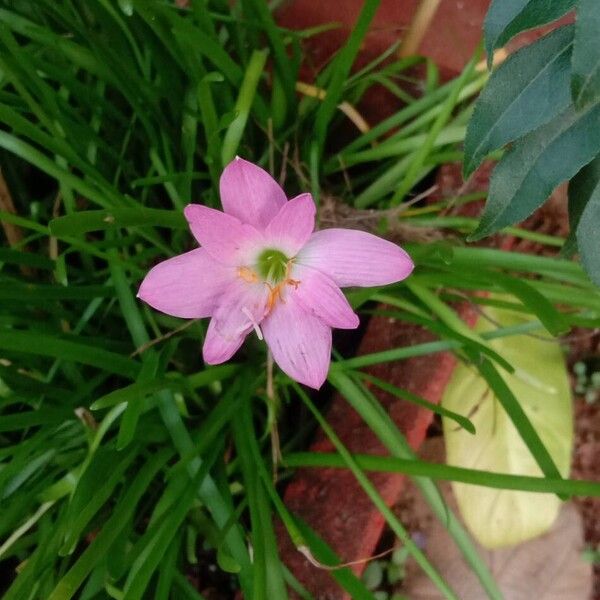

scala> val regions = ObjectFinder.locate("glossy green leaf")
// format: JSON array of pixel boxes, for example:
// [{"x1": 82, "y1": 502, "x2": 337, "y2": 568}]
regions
[
  {"x1": 464, "y1": 26, "x2": 574, "y2": 177},
  {"x1": 470, "y1": 102, "x2": 600, "y2": 240},
  {"x1": 574, "y1": 165, "x2": 600, "y2": 286},
  {"x1": 442, "y1": 304, "x2": 573, "y2": 548},
  {"x1": 571, "y1": 0, "x2": 600, "y2": 108},
  {"x1": 122, "y1": 443, "x2": 222, "y2": 600},
  {"x1": 565, "y1": 155, "x2": 600, "y2": 257},
  {"x1": 484, "y1": 0, "x2": 530, "y2": 58},
  {"x1": 484, "y1": 0, "x2": 576, "y2": 58}
]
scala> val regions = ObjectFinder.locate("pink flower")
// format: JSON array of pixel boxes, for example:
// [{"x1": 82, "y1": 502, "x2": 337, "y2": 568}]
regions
[{"x1": 138, "y1": 158, "x2": 413, "y2": 389}]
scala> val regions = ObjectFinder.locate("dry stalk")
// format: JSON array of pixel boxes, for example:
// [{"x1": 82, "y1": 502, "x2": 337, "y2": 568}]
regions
[{"x1": 318, "y1": 189, "x2": 449, "y2": 245}]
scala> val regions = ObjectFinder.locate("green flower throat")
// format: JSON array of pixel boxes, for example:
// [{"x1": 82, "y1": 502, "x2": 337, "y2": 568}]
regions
[{"x1": 257, "y1": 248, "x2": 290, "y2": 283}]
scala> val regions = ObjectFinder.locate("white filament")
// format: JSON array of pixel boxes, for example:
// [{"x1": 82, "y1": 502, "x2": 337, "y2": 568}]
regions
[{"x1": 240, "y1": 306, "x2": 263, "y2": 341}]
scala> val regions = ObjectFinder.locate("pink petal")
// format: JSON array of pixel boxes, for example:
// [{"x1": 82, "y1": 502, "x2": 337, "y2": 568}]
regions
[
  {"x1": 137, "y1": 249, "x2": 233, "y2": 318},
  {"x1": 265, "y1": 193, "x2": 316, "y2": 256},
  {"x1": 297, "y1": 228, "x2": 414, "y2": 287},
  {"x1": 203, "y1": 278, "x2": 269, "y2": 364},
  {"x1": 219, "y1": 157, "x2": 287, "y2": 229},
  {"x1": 292, "y1": 264, "x2": 359, "y2": 329},
  {"x1": 184, "y1": 204, "x2": 264, "y2": 266},
  {"x1": 262, "y1": 295, "x2": 332, "y2": 389}
]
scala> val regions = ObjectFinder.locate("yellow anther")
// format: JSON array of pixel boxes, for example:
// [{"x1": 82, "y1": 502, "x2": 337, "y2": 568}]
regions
[
  {"x1": 237, "y1": 266, "x2": 259, "y2": 283},
  {"x1": 240, "y1": 258, "x2": 301, "y2": 316}
]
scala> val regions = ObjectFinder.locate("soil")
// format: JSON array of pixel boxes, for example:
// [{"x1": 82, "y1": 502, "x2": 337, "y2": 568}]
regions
[{"x1": 572, "y1": 397, "x2": 600, "y2": 599}]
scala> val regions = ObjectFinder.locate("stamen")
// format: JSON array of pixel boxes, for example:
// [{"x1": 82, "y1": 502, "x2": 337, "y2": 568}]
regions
[
  {"x1": 265, "y1": 282, "x2": 283, "y2": 313},
  {"x1": 240, "y1": 306, "x2": 263, "y2": 340},
  {"x1": 238, "y1": 266, "x2": 259, "y2": 283}
]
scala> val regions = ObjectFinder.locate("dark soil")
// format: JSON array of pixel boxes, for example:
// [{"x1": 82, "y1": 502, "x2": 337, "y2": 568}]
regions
[{"x1": 572, "y1": 397, "x2": 600, "y2": 600}]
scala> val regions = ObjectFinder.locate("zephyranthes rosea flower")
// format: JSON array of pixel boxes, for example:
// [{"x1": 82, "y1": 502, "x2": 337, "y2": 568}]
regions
[{"x1": 138, "y1": 158, "x2": 413, "y2": 388}]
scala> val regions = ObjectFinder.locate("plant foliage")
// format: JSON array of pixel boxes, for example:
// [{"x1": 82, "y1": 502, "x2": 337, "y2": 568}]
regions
[
  {"x1": 466, "y1": 0, "x2": 600, "y2": 285},
  {"x1": 0, "y1": 1, "x2": 599, "y2": 599}
]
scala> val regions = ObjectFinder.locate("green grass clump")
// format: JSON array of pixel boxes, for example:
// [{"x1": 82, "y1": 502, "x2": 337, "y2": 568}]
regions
[{"x1": 1, "y1": 2, "x2": 599, "y2": 599}]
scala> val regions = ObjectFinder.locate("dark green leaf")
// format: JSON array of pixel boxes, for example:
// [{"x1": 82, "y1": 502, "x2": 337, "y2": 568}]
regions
[
  {"x1": 0, "y1": 409, "x2": 74, "y2": 432},
  {"x1": 571, "y1": 0, "x2": 600, "y2": 108},
  {"x1": 575, "y1": 164, "x2": 600, "y2": 285},
  {"x1": 0, "y1": 331, "x2": 140, "y2": 379},
  {"x1": 464, "y1": 26, "x2": 574, "y2": 177},
  {"x1": 355, "y1": 372, "x2": 476, "y2": 434},
  {"x1": 470, "y1": 102, "x2": 600, "y2": 240},
  {"x1": 0, "y1": 248, "x2": 54, "y2": 269},
  {"x1": 485, "y1": 0, "x2": 576, "y2": 58},
  {"x1": 49, "y1": 209, "x2": 186, "y2": 236},
  {"x1": 47, "y1": 450, "x2": 172, "y2": 600},
  {"x1": 60, "y1": 448, "x2": 138, "y2": 553},
  {"x1": 484, "y1": 0, "x2": 530, "y2": 58},
  {"x1": 565, "y1": 155, "x2": 600, "y2": 256}
]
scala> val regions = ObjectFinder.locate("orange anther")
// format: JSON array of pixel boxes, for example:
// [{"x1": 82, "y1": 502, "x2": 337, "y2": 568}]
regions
[{"x1": 238, "y1": 266, "x2": 259, "y2": 283}]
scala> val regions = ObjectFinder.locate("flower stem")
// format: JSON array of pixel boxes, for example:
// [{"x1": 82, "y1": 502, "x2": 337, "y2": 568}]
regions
[{"x1": 266, "y1": 349, "x2": 282, "y2": 477}]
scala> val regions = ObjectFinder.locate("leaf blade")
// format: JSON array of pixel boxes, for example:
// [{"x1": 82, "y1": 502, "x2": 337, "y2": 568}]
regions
[
  {"x1": 464, "y1": 26, "x2": 574, "y2": 177},
  {"x1": 484, "y1": 0, "x2": 575, "y2": 57},
  {"x1": 571, "y1": 0, "x2": 600, "y2": 108},
  {"x1": 470, "y1": 102, "x2": 600, "y2": 240}
]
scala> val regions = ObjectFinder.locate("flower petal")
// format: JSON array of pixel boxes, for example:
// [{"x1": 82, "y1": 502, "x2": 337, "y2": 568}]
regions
[
  {"x1": 262, "y1": 295, "x2": 332, "y2": 389},
  {"x1": 203, "y1": 278, "x2": 269, "y2": 364},
  {"x1": 137, "y1": 248, "x2": 232, "y2": 318},
  {"x1": 265, "y1": 193, "x2": 316, "y2": 256},
  {"x1": 297, "y1": 228, "x2": 414, "y2": 287},
  {"x1": 184, "y1": 204, "x2": 264, "y2": 266},
  {"x1": 291, "y1": 264, "x2": 359, "y2": 329},
  {"x1": 219, "y1": 157, "x2": 287, "y2": 229}
]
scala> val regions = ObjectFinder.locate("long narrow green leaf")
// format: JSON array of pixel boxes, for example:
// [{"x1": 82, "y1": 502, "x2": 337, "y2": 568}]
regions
[
  {"x1": 295, "y1": 384, "x2": 459, "y2": 600},
  {"x1": 313, "y1": 0, "x2": 380, "y2": 157},
  {"x1": 327, "y1": 371, "x2": 503, "y2": 600},
  {"x1": 46, "y1": 450, "x2": 172, "y2": 600},
  {"x1": 50, "y1": 208, "x2": 185, "y2": 236},
  {"x1": 470, "y1": 355, "x2": 564, "y2": 485},
  {"x1": 284, "y1": 452, "x2": 600, "y2": 497},
  {"x1": 0, "y1": 331, "x2": 140, "y2": 379},
  {"x1": 221, "y1": 49, "x2": 268, "y2": 165}
]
